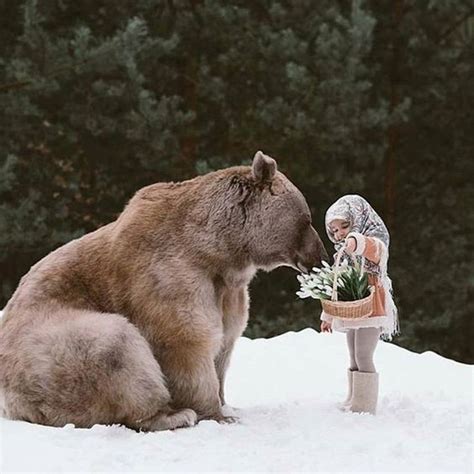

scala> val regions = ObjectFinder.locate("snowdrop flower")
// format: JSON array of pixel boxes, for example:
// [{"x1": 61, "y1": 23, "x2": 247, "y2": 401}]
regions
[{"x1": 296, "y1": 289, "x2": 312, "y2": 299}]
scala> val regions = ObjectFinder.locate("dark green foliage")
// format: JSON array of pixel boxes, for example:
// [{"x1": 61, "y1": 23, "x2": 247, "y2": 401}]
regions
[
  {"x1": 1, "y1": 0, "x2": 472, "y2": 362},
  {"x1": 338, "y1": 268, "x2": 370, "y2": 302}
]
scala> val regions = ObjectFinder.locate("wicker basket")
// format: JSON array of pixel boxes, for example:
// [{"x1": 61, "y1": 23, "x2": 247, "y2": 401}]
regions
[{"x1": 321, "y1": 247, "x2": 374, "y2": 320}]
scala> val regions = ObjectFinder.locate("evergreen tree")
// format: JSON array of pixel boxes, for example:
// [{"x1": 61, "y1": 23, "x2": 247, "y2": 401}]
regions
[
  {"x1": 369, "y1": 0, "x2": 474, "y2": 361},
  {"x1": 0, "y1": 0, "x2": 193, "y2": 299}
]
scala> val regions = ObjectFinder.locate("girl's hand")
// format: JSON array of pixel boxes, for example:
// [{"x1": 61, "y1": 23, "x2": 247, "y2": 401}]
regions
[
  {"x1": 321, "y1": 321, "x2": 332, "y2": 333},
  {"x1": 344, "y1": 236, "x2": 357, "y2": 254}
]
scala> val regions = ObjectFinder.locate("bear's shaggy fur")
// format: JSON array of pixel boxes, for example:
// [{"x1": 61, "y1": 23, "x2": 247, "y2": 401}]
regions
[{"x1": 0, "y1": 152, "x2": 326, "y2": 431}]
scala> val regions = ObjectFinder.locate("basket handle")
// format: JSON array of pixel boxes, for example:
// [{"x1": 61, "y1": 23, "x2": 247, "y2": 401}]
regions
[
  {"x1": 331, "y1": 242, "x2": 366, "y2": 302},
  {"x1": 331, "y1": 247, "x2": 345, "y2": 302}
]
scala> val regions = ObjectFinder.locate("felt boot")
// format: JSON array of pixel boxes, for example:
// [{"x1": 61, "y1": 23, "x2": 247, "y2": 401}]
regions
[
  {"x1": 350, "y1": 371, "x2": 379, "y2": 415},
  {"x1": 336, "y1": 369, "x2": 355, "y2": 411}
]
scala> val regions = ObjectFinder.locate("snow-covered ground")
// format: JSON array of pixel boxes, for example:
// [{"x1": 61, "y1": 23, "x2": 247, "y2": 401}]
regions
[{"x1": 0, "y1": 326, "x2": 472, "y2": 473}]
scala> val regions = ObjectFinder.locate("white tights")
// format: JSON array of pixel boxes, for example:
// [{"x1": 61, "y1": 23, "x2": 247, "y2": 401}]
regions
[{"x1": 346, "y1": 327, "x2": 381, "y2": 373}]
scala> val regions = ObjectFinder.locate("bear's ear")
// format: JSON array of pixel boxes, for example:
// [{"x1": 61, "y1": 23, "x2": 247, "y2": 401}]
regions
[{"x1": 252, "y1": 151, "x2": 277, "y2": 183}]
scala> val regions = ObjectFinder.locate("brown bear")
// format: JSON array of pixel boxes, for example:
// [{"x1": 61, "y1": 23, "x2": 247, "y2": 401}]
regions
[{"x1": 0, "y1": 151, "x2": 327, "y2": 431}]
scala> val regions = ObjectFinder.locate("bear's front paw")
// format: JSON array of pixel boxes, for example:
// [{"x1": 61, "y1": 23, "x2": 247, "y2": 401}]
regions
[
  {"x1": 222, "y1": 404, "x2": 240, "y2": 417},
  {"x1": 217, "y1": 415, "x2": 239, "y2": 424},
  {"x1": 199, "y1": 411, "x2": 240, "y2": 424}
]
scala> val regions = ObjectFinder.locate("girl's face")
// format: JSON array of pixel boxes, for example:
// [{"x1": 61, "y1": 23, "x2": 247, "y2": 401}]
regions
[{"x1": 329, "y1": 219, "x2": 351, "y2": 242}]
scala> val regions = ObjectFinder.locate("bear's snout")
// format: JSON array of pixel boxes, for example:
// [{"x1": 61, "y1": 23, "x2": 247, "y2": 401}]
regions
[{"x1": 295, "y1": 226, "x2": 328, "y2": 272}]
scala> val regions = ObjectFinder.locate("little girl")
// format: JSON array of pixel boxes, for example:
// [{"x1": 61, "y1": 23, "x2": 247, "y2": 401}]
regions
[{"x1": 321, "y1": 194, "x2": 398, "y2": 415}]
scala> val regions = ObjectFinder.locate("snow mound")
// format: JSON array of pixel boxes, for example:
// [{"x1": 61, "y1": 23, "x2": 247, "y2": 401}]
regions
[{"x1": 0, "y1": 327, "x2": 472, "y2": 472}]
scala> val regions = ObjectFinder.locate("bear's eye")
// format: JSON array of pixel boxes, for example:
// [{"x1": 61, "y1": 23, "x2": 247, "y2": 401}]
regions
[
  {"x1": 299, "y1": 216, "x2": 311, "y2": 231},
  {"x1": 302, "y1": 214, "x2": 311, "y2": 226}
]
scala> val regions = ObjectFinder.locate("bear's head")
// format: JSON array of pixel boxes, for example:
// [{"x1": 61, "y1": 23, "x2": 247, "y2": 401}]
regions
[
  {"x1": 230, "y1": 151, "x2": 328, "y2": 273},
  {"x1": 122, "y1": 151, "x2": 328, "y2": 276}
]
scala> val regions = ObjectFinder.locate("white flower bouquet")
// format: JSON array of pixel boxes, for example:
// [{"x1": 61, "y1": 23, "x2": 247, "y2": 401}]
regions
[
  {"x1": 296, "y1": 257, "x2": 374, "y2": 319},
  {"x1": 297, "y1": 259, "x2": 371, "y2": 302},
  {"x1": 297, "y1": 257, "x2": 374, "y2": 319}
]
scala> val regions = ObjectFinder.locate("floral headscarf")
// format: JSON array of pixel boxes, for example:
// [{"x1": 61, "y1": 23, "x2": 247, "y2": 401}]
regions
[{"x1": 325, "y1": 194, "x2": 390, "y2": 276}]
